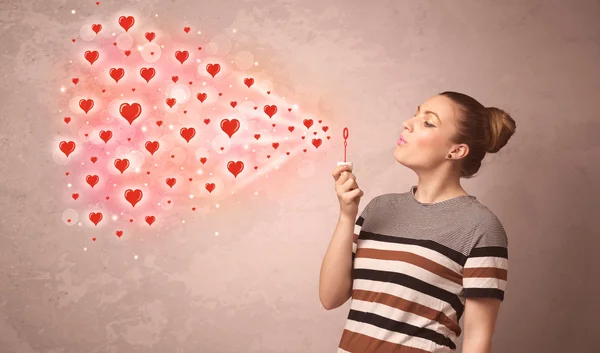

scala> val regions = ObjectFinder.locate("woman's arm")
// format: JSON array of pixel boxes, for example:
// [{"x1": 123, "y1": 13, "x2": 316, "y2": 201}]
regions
[{"x1": 462, "y1": 297, "x2": 501, "y2": 353}]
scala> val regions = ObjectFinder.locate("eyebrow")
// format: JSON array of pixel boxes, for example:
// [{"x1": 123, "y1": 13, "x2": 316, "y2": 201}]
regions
[{"x1": 417, "y1": 105, "x2": 441, "y2": 123}]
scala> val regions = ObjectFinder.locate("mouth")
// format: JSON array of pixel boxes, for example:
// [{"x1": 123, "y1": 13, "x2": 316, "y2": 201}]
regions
[{"x1": 397, "y1": 136, "x2": 407, "y2": 145}]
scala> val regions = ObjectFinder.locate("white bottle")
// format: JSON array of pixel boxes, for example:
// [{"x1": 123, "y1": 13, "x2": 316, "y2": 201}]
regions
[{"x1": 337, "y1": 161, "x2": 353, "y2": 173}]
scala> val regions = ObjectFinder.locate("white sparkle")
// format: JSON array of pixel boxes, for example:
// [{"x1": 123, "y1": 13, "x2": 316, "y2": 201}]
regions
[
  {"x1": 67, "y1": 183, "x2": 72, "y2": 187},
  {"x1": 141, "y1": 126, "x2": 147, "y2": 132},
  {"x1": 155, "y1": 14, "x2": 158, "y2": 17},
  {"x1": 113, "y1": 184, "x2": 117, "y2": 187},
  {"x1": 169, "y1": 125, "x2": 173, "y2": 130},
  {"x1": 182, "y1": 220, "x2": 186, "y2": 223},
  {"x1": 112, "y1": 215, "x2": 118, "y2": 221},
  {"x1": 60, "y1": 87, "x2": 65, "y2": 93},
  {"x1": 189, "y1": 194, "x2": 194, "y2": 199},
  {"x1": 254, "y1": 61, "x2": 259, "y2": 66},
  {"x1": 216, "y1": 204, "x2": 219, "y2": 208},
  {"x1": 134, "y1": 255, "x2": 138, "y2": 260},
  {"x1": 232, "y1": 29, "x2": 236, "y2": 33},
  {"x1": 135, "y1": 168, "x2": 140, "y2": 172},
  {"x1": 215, "y1": 231, "x2": 219, "y2": 236},
  {"x1": 71, "y1": 10, "x2": 76, "y2": 14},
  {"x1": 84, "y1": 247, "x2": 87, "y2": 251},
  {"x1": 254, "y1": 191, "x2": 258, "y2": 195},
  {"x1": 137, "y1": 46, "x2": 142, "y2": 51}
]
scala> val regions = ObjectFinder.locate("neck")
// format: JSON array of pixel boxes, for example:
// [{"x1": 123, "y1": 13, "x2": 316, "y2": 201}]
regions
[{"x1": 413, "y1": 170, "x2": 467, "y2": 204}]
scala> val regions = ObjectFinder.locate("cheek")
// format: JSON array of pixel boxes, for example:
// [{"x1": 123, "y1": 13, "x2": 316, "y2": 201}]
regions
[{"x1": 414, "y1": 133, "x2": 442, "y2": 149}]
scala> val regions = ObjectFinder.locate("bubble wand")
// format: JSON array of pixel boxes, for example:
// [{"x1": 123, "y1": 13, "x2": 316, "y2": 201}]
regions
[{"x1": 337, "y1": 127, "x2": 353, "y2": 172}]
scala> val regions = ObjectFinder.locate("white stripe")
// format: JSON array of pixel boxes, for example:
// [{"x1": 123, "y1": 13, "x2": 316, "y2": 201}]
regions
[
  {"x1": 344, "y1": 319, "x2": 434, "y2": 351},
  {"x1": 350, "y1": 299, "x2": 457, "y2": 339},
  {"x1": 355, "y1": 257, "x2": 463, "y2": 294},
  {"x1": 354, "y1": 224, "x2": 362, "y2": 234},
  {"x1": 465, "y1": 256, "x2": 508, "y2": 270},
  {"x1": 352, "y1": 242, "x2": 357, "y2": 255},
  {"x1": 353, "y1": 279, "x2": 457, "y2": 319},
  {"x1": 359, "y1": 239, "x2": 464, "y2": 274},
  {"x1": 463, "y1": 278, "x2": 507, "y2": 291},
  {"x1": 337, "y1": 348, "x2": 351, "y2": 353}
]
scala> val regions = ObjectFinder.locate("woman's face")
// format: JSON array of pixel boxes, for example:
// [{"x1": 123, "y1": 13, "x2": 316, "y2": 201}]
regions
[{"x1": 394, "y1": 95, "x2": 465, "y2": 173}]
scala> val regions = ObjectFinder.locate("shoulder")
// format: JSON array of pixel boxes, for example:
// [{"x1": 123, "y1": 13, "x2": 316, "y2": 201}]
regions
[{"x1": 469, "y1": 202, "x2": 508, "y2": 248}]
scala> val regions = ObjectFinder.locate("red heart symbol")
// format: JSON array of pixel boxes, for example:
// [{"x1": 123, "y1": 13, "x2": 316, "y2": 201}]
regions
[
  {"x1": 286, "y1": 152, "x2": 290, "y2": 155},
  {"x1": 145, "y1": 32, "x2": 155, "y2": 42},
  {"x1": 272, "y1": 142, "x2": 279, "y2": 150},
  {"x1": 189, "y1": 81, "x2": 193, "y2": 85},
  {"x1": 84, "y1": 50, "x2": 99, "y2": 65},
  {"x1": 63, "y1": 117, "x2": 71, "y2": 124},
  {"x1": 65, "y1": 172, "x2": 70, "y2": 176},
  {"x1": 183, "y1": 110, "x2": 187, "y2": 114},
  {"x1": 72, "y1": 193, "x2": 79, "y2": 200},
  {"x1": 303, "y1": 119, "x2": 314, "y2": 129},
  {"x1": 146, "y1": 171, "x2": 151, "y2": 175},
  {"x1": 167, "y1": 200, "x2": 172, "y2": 204},
  {"x1": 175, "y1": 50, "x2": 189, "y2": 64},
  {"x1": 59, "y1": 141, "x2": 76, "y2": 157},
  {"x1": 266, "y1": 155, "x2": 271, "y2": 159},
  {"x1": 140, "y1": 67, "x2": 155, "y2": 82},
  {"x1": 327, "y1": 136, "x2": 331, "y2": 140},
  {"x1": 86, "y1": 175, "x2": 99, "y2": 188},
  {"x1": 206, "y1": 63, "x2": 220, "y2": 77},
  {"x1": 218, "y1": 93, "x2": 222, "y2": 96},
  {"x1": 272, "y1": 124, "x2": 276, "y2": 127},
  {"x1": 172, "y1": 76, "x2": 179, "y2": 83},
  {"x1": 180, "y1": 127, "x2": 195, "y2": 142},
  {"x1": 189, "y1": 178, "x2": 193, "y2": 181},
  {"x1": 322, "y1": 126, "x2": 329, "y2": 132},
  {"x1": 254, "y1": 134, "x2": 261, "y2": 140},
  {"x1": 288, "y1": 126, "x2": 295, "y2": 132},
  {"x1": 96, "y1": 1, "x2": 99, "y2": 4},
  {"x1": 254, "y1": 166, "x2": 258, "y2": 170},
  {"x1": 318, "y1": 120, "x2": 323, "y2": 124},
  {"x1": 91, "y1": 237, "x2": 96, "y2": 241},
  {"x1": 109, "y1": 68, "x2": 124, "y2": 82},
  {"x1": 90, "y1": 156, "x2": 98, "y2": 163},
  {"x1": 227, "y1": 161, "x2": 244, "y2": 178},
  {"x1": 205, "y1": 183, "x2": 216, "y2": 193},
  {"x1": 197, "y1": 93, "x2": 207, "y2": 102},
  {"x1": 312, "y1": 138, "x2": 322, "y2": 149},
  {"x1": 244, "y1": 78, "x2": 254, "y2": 87},
  {"x1": 301, "y1": 136, "x2": 305, "y2": 140},
  {"x1": 254, "y1": 106, "x2": 257, "y2": 110},
  {"x1": 114, "y1": 158, "x2": 130, "y2": 174},
  {"x1": 166, "y1": 178, "x2": 176, "y2": 188},
  {"x1": 267, "y1": 91, "x2": 271, "y2": 94},
  {"x1": 192, "y1": 207, "x2": 196, "y2": 211},
  {"x1": 119, "y1": 16, "x2": 135, "y2": 32},
  {"x1": 303, "y1": 149, "x2": 307, "y2": 152},
  {"x1": 72, "y1": 78, "x2": 79, "y2": 85},
  {"x1": 119, "y1": 102, "x2": 142, "y2": 125},
  {"x1": 116, "y1": 230, "x2": 123, "y2": 238},
  {"x1": 89, "y1": 212, "x2": 103, "y2": 226},
  {"x1": 288, "y1": 108, "x2": 292, "y2": 112},
  {"x1": 264, "y1": 105, "x2": 277, "y2": 118},
  {"x1": 184, "y1": 26, "x2": 191, "y2": 33},
  {"x1": 84, "y1": 133, "x2": 89, "y2": 137},
  {"x1": 79, "y1": 99, "x2": 94, "y2": 114},
  {"x1": 145, "y1": 215, "x2": 155, "y2": 225},
  {"x1": 156, "y1": 120, "x2": 163, "y2": 126},
  {"x1": 166, "y1": 98, "x2": 176, "y2": 108},
  {"x1": 101, "y1": 89, "x2": 106, "y2": 93},
  {"x1": 203, "y1": 119, "x2": 210, "y2": 125},
  {"x1": 124, "y1": 50, "x2": 131, "y2": 56},
  {"x1": 230, "y1": 101, "x2": 237, "y2": 108},
  {"x1": 145, "y1": 141, "x2": 159, "y2": 155},
  {"x1": 313, "y1": 132, "x2": 317, "y2": 135},
  {"x1": 91, "y1": 24, "x2": 102, "y2": 34},
  {"x1": 106, "y1": 196, "x2": 110, "y2": 200},
  {"x1": 131, "y1": 88, "x2": 135, "y2": 92},
  {"x1": 199, "y1": 157, "x2": 207, "y2": 164},
  {"x1": 113, "y1": 42, "x2": 117, "y2": 46},
  {"x1": 220, "y1": 119, "x2": 240, "y2": 138},
  {"x1": 198, "y1": 47, "x2": 202, "y2": 50},
  {"x1": 124, "y1": 189, "x2": 143, "y2": 207}
]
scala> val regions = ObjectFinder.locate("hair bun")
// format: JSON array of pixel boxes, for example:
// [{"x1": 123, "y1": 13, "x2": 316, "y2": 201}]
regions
[{"x1": 486, "y1": 107, "x2": 516, "y2": 153}]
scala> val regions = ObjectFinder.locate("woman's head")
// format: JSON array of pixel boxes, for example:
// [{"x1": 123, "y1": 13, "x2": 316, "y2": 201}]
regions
[{"x1": 394, "y1": 91, "x2": 516, "y2": 179}]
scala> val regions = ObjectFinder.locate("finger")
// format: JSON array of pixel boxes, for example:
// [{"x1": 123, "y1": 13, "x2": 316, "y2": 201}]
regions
[
  {"x1": 342, "y1": 178, "x2": 358, "y2": 192},
  {"x1": 332, "y1": 165, "x2": 352, "y2": 180},
  {"x1": 342, "y1": 188, "x2": 362, "y2": 203}
]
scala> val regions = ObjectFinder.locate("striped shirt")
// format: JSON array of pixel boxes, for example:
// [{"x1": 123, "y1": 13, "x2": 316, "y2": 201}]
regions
[{"x1": 338, "y1": 185, "x2": 508, "y2": 353}]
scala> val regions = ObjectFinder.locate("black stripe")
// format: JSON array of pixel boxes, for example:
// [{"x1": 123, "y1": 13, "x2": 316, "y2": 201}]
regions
[
  {"x1": 356, "y1": 215, "x2": 365, "y2": 227},
  {"x1": 464, "y1": 288, "x2": 504, "y2": 301},
  {"x1": 353, "y1": 268, "x2": 464, "y2": 319},
  {"x1": 348, "y1": 309, "x2": 456, "y2": 349},
  {"x1": 360, "y1": 231, "x2": 468, "y2": 266},
  {"x1": 469, "y1": 246, "x2": 508, "y2": 259}
]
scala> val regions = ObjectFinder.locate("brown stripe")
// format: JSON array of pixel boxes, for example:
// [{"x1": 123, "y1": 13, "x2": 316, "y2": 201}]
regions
[
  {"x1": 352, "y1": 289, "x2": 461, "y2": 336},
  {"x1": 339, "y1": 329, "x2": 432, "y2": 353},
  {"x1": 353, "y1": 233, "x2": 359, "y2": 243},
  {"x1": 463, "y1": 267, "x2": 507, "y2": 281},
  {"x1": 358, "y1": 248, "x2": 463, "y2": 285}
]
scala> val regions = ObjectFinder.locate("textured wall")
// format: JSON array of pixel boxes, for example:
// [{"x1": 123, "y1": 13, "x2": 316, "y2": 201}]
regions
[{"x1": 1, "y1": 0, "x2": 598, "y2": 352}]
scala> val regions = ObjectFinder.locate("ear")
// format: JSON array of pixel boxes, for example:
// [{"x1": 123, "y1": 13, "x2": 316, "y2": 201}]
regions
[{"x1": 449, "y1": 143, "x2": 469, "y2": 160}]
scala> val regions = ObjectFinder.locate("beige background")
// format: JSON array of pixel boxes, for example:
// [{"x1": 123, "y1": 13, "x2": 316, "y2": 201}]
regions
[{"x1": 1, "y1": 0, "x2": 599, "y2": 352}]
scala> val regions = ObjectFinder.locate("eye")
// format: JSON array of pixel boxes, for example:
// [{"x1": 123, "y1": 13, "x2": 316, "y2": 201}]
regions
[{"x1": 424, "y1": 121, "x2": 435, "y2": 127}]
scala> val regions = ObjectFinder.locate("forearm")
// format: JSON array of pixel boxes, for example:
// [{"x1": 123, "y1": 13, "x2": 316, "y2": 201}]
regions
[
  {"x1": 462, "y1": 333, "x2": 492, "y2": 353},
  {"x1": 319, "y1": 213, "x2": 356, "y2": 310}
]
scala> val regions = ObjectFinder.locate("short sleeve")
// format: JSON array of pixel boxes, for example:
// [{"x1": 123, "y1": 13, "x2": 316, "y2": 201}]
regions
[{"x1": 462, "y1": 213, "x2": 509, "y2": 301}]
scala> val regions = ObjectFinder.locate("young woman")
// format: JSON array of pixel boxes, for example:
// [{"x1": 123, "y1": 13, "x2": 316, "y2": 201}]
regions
[{"x1": 319, "y1": 91, "x2": 516, "y2": 353}]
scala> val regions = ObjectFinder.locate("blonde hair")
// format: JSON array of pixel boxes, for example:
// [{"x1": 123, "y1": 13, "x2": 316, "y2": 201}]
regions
[{"x1": 439, "y1": 91, "x2": 516, "y2": 178}]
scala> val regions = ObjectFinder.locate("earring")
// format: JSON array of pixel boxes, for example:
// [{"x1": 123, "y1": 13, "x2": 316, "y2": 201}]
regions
[{"x1": 447, "y1": 154, "x2": 452, "y2": 158}]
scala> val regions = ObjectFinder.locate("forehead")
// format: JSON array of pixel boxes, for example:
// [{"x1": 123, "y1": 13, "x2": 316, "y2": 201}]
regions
[{"x1": 421, "y1": 95, "x2": 458, "y2": 123}]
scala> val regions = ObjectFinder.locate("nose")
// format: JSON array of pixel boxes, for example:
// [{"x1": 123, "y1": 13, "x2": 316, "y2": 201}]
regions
[{"x1": 402, "y1": 119, "x2": 412, "y2": 132}]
